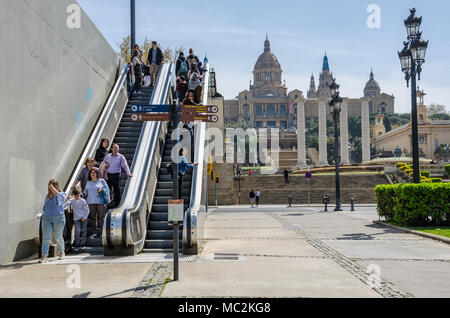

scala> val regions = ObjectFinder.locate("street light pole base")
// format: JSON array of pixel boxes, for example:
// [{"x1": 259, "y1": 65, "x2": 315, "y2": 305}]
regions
[{"x1": 334, "y1": 206, "x2": 343, "y2": 212}]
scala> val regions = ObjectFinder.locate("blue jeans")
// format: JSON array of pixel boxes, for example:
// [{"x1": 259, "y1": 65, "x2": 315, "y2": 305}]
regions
[
  {"x1": 74, "y1": 219, "x2": 87, "y2": 248},
  {"x1": 41, "y1": 214, "x2": 66, "y2": 256}
]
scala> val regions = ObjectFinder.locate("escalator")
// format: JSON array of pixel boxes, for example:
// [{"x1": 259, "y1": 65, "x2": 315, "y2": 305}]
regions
[
  {"x1": 38, "y1": 60, "x2": 210, "y2": 257},
  {"x1": 84, "y1": 86, "x2": 153, "y2": 250},
  {"x1": 143, "y1": 124, "x2": 191, "y2": 253}
]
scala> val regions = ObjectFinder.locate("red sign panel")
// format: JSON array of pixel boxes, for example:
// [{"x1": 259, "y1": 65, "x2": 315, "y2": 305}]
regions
[
  {"x1": 130, "y1": 113, "x2": 169, "y2": 122},
  {"x1": 181, "y1": 105, "x2": 219, "y2": 114},
  {"x1": 181, "y1": 114, "x2": 219, "y2": 123}
]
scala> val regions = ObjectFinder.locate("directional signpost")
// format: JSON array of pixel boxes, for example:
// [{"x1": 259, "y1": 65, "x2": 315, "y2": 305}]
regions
[
  {"x1": 129, "y1": 104, "x2": 170, "y2": 122},
  {"x1": 168, "y1": 199, "x2": 184, "y2": 281},
  {"x1": 181, "y1": 114, "x2": 218, "y2": 123}
]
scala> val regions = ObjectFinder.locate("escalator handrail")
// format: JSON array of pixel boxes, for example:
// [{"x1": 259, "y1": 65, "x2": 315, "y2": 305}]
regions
[
  {"x1": 104, "y1": 63, "x2": 175, "y2": 250},
  {"x1": 184, "y1": 64, "x2": 210, "y2": 249}
]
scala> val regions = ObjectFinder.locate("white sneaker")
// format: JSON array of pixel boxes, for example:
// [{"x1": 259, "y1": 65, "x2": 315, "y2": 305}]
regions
[
  {"x1": 38, "y1": 255, "x2": 48, "y2": 264},
  {"x1": 74, "y1": 248, "x2": 79, "y2": 252},
  {"x1": 58, "y1": 251, "x2": 65, "y2": 260}
]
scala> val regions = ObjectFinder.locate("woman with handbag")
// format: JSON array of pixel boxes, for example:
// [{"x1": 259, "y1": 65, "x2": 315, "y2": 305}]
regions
[{"x1": 82, "y1": 169, "x2": 109, "y2": 238}]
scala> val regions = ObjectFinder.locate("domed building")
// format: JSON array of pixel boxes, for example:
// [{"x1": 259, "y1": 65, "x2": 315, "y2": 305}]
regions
[
  {"x1": 223, "y1": 36, "x2": 396, "y2": 166},
  {"x1": 224, "y1": 35, "x2": 300, "y2": 130}
]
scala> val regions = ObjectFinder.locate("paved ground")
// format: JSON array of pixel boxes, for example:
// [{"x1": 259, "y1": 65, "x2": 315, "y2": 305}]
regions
[
  {"x1": 161, "y1": 205, "x2": 450, "y2": 298},
  {"x1": 0, "y1": 205, "x2": 449, "y2": 298}
]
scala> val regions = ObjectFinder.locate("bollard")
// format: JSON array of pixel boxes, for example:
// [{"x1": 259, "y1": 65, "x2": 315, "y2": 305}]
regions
[
  {"x1": 350, "y1": 198, "x2": 355, "y2": 212},
  {"x1": 288, "y1": 195, "x2": 293, "y2": 208},
  {"x1": 322, "y1": 195, "x2": 330, "y2": 212}
]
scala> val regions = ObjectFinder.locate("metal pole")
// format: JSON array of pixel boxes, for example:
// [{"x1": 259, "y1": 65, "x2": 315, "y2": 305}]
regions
[
  {"x1": 410, "y1": 63, "x2": 421, "y2": 184},
  {"x1": 307, "y1": 179, "x2": 310, "y2": 207},
  {"x1": 215, "y1": 177, "x2": 218, "y2": 207},
  {"x1": 130, "y1": 0, "x2": 136, "y2": 52},
  {"x1": 205, "y1": 168, "x2": 208, "y2": 212},
  {"x1": 238, "y1": 178, "x2": 241, "y2": 205},
  {"x1": 173, "y1": 221, "x2": 179, "y2": 281},
  {"x1": 334, "y1": 112, "x2": 342, "y2": 211}
]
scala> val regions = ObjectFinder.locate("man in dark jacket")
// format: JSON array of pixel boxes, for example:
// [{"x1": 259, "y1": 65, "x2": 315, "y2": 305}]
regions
[{"x1": 147, "y1": 41, "x2": 164, "y2": 86}]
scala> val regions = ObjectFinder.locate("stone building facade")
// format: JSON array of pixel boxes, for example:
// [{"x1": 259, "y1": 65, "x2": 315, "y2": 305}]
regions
[
  {"x1": 224, "y1": 36, "x2": 396, "y2": 165},
  {"x1": 225, "y1": 37, "x2": 395, "y2": 125}
]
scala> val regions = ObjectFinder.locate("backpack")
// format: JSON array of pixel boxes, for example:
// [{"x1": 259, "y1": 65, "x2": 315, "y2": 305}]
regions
[{"x1": 178, "y1": 58, "x2": 188, "y2": 75}]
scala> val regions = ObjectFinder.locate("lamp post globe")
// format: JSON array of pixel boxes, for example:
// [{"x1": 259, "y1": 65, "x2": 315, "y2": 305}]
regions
[{"x1": 404, "y1": 8, "x2": 422, "y2": 39}]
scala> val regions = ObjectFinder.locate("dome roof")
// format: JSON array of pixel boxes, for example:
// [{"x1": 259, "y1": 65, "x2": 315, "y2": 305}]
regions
[
  {"x1": 254, "y1": 36, "x2": 281, "y2": 71},
  {"x1": 364, "y1": 70, "x2": 381, "y2": 96}
]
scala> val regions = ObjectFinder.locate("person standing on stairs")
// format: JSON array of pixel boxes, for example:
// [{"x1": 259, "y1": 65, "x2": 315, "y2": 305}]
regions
[
  {"x1": 103, "y1": 144, "x2": 133, "y2": 209},
  {"x1": 177, "y1": 148, "x2": 198, "y2": 199}
]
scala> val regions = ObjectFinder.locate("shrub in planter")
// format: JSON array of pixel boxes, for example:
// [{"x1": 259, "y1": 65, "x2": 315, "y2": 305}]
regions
[
  {"x1": 421, "y1": 171, "x2": 430, "y2": 178},
  {"x1": 445, "y1": 164, "x2": 450, "y2": 177},
  {"x1": 430, "y1": 178, "x2": 443, "y2": 183},
  {"x1": 400, "y1": 166, "x2": 408, "y2": 171},
  {"x1": 375, "y1": 183, "x2": 450, "y2": 226},
  {"x1": 396, "y1": 162, "x2": 405, "y2": 168}
]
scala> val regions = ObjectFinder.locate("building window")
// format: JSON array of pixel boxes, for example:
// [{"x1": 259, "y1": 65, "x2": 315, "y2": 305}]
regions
[
  {"x1": 256, "y1": 105, "x2": 263, "y2": 117},
  {"x1": 267, "y1": 105, "x2": 275, "y2": 116},
  {"x1": 267, "y1": 121, "x2": 276, "y2": 128},
  {"x1": 279, "y1": 105, "x2": 287, "y2": 116},
  {"x1": 256, "y1": 121, "x2": 262, "y2": 128},
  {"x1": 280, "y1": 121, "x2": 287, "y2": 129}
]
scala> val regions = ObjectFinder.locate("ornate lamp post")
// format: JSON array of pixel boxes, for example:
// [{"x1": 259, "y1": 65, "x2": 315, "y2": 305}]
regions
[
  {"x1": 329, "y1": 80, "x2": 343, "y2": 211},
  {"x1": 398, "y1": 8, "x2": 429, "y2": 183}
]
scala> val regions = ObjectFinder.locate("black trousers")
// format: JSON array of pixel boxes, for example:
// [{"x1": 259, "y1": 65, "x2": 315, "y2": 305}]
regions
[
  {"x1": 107, "y1": 173, "x2": 121, "y2": 207},
  {"x1": 132, "y1": 75, "x2": 142, "y2": 93}
]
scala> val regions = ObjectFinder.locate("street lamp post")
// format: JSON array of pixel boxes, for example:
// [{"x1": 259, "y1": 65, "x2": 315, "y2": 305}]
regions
[
  {"x1": 398, "y1": 8, "x2": 429, "y2": 184},
  {"x1": 329, "y1": 80, "x2": 343, "y2": 212},
  {"x1": 130, "y1": 0, "x2": 136, "y2": 52}
]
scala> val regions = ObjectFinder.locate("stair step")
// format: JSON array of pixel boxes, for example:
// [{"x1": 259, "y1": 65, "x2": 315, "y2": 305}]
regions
[
  {"x1": 148, "y1": 221, "x2": 183, "y2": 231},
  {"x1": 147, "y1": 230, "x2": 183, "y2": 240},
  {"x1": 144, "y1": 240, "x2": 183, "y2": 249}
]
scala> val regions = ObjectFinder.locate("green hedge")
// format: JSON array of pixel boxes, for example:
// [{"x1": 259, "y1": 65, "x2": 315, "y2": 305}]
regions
[
  {"x1": 375, "y1": 183, "x2": 450, "y2": 226},
  {"x1": 421, "y1": 171, "x2": 430, "y2": 178},
  {"x1": 430, "y1": 178, "x2": 443, "y2": 183}
]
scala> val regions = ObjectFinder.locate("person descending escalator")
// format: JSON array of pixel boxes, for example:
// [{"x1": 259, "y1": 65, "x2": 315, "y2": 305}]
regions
[
  {"x1": 188, "y1": 64, "x2": 203, "y2": 104},
  {"x1": 176, "y1": 51, "x2": 189, "y2": 80},
  {"x1": 176, "y1": 75, "x2": 188, "y2": 103},
  {"x1": 147, "y1": 41, "x2": 164, "y2": 87},
  {"x1": 131, "y1": 50, "x2": 144, "y2": 95},
  {"x1": 95, "y1": 138, "x2": 110, "y2": 181},
  {"x1": 102, "y1": 144, "x2": 133, "y2": 209},
  {"x1": 181, "y1": 90, "x2": 198, "y2": 106},
  {"x1": 82, "y1": 169, "x2": 109, "y2": 238},
  {"x1": 186, "y1": 48, "x2": 200, "y2": 73},
  {"x1": 63, "y1": 188, "x2": 89, "y2": 252},
  {"x1": 71, "y1": 158, "x2": 103, "y2": 192},
  {"x1": 177, "y1": 148, "x2": 198, "y2": 199}
]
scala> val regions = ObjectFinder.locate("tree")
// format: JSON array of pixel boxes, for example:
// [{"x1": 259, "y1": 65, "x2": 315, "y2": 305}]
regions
[
  {"x1": 162, "y1": 45, "x2": 185, "y2": 63},
  {"x1": 383, "y1": 116, "x2": 392, "y2": 132},
  {"x1": 427, "y1": 103, "x2": 448, "y2": 116},
  {"x1": 118, "y1": 35, "x2": 131, "y2": 63},
  {"x1": 116, "y1": 36, "x2": 184, "y2": 64}
]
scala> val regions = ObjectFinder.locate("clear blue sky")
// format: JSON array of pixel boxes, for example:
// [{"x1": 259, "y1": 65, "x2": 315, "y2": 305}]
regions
[{"x1": 78, "y1": 0, "x2": 450, "y2": 113}]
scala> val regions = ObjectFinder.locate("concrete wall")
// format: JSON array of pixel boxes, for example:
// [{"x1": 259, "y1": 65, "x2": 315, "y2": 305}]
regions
[{"x1": 0, "y1": 0, "x2": 119, "y2": 264}]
